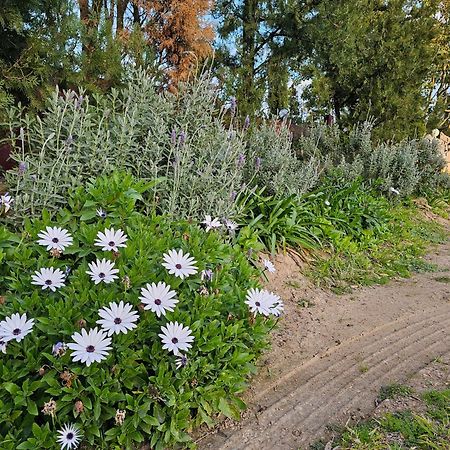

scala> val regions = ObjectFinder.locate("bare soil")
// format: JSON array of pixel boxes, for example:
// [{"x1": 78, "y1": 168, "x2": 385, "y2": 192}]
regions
[{"x1": 197, "y1": 228, "x2": 450, "y2": 450}]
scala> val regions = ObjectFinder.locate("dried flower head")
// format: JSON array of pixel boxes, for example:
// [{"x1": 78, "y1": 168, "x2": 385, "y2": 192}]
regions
[
  {"x1": 74, "y1": 400, "x2": 84, "y2": 414},
  {"x1": 42, "y1": 399, "x2": 57, "y2": 417},
  {"x1": 122, "y1": 275, "x2": 131, "y2": 290},
  {"x1": 115, "y1": 409, "x2": 126, "y2": 426},
  {"x1": 50, "y1": 248, "x2": 62, "y2": 258}
]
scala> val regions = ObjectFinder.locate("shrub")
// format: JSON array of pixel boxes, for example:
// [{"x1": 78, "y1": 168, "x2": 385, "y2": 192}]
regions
[
  {"x1": 4, "y1": 70, "x2": 248, "y2": 223},
  {"x1": 0, "y1": 175, "x2": 280, "y2": 449},
  {"x1": 298, "y1": 121, "x2": 449, "y2": 197},
  {"x1": 245, "y1": 120, "x2": 321, "y2": 197}
]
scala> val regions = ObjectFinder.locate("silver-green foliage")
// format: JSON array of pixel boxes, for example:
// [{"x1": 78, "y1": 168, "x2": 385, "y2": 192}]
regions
[
  {"x1": 5, "y1": 70, "x2": 247, "y2": 221},
  {"x1": 299, "y1": 121, "x2": 448, "y2": 196},
  {"x1": 246, "y1": 120, "x2": 321, "y2": 196}
]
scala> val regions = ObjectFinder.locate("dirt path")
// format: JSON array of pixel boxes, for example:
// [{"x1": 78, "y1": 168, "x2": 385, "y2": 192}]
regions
[{"x1": 198, "y1": 235, "x2": 450, "y2": 450}]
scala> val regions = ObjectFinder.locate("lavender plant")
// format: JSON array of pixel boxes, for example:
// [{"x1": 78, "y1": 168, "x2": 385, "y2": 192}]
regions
[{"x1": 4, "y1": 70, "x2": 247, "y2": 223}]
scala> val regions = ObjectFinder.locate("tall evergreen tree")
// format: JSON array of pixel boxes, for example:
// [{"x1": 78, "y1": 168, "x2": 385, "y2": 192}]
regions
[
  {"x1": 295, "y1": 0, "x2": 441, "y2": 139},
  {"x1": 213, "y1": 0, "x2": 295, "y2": 117}
]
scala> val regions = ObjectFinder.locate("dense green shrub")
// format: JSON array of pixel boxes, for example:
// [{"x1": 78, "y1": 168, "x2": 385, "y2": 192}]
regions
[
  {"x1": 5, "y1": 71, "x2": 322, "y2": 226},
  {"x1": 0, "y1": 174, "x2": 279, "y2": 449},
  {"x1": 236, "y1": 177, "x2": 389, "y2": 254}
]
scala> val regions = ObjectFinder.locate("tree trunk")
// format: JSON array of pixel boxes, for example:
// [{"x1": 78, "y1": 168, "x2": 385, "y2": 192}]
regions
[
  {"x1": 240, "y1": 0, "x2": 258, "y2": 117},
  {"x1": 117, "y1": 0, "x2": 128, "y2": 31}
]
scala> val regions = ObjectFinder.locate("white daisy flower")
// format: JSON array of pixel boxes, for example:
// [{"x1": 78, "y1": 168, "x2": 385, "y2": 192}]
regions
[
  {"x1": 159, "y1": 321, "x2": 194, "y2": 355},
  {"x1": 86, "y1": 258, "x2": 119, "y2": 284},
  {"x1": 0, "y1": 313, "x2": 34, "y2": 343},
  {"x1": 245, "y1": 288, "x2": 277, "y2": 316},
  {"x1": 263, "y1": 259, "x2": 276, "y2": 273},
  {"x1": 139, "y1": 282, "x2": 179, "y2": 317},
  {"x1": 162, "y1": 249, "x2": 198, "y2": 279},
  {"x1": 96, "y1": 208, "x2": 107, "y2": 218},
  {"x1": 31, "y1": 267, "x2": 65, "y2": 291},
  {"x1": 37, "y1": 226, "x2": 73, "y2": 251},
  {"x1": 0, "y1": 339, "x2": 7, "y2": 354},
  {"x1": 94, "y1": 227, "x2": 128, "y2": 252},
  {"x1": 269, "y1": 296, "x2": 284, "y2": 317},
  {"x1": 67, "y1": 327, "x2": 112, "y2": 367},
  {"x1": 175, "y1": 354, "x2": 188, "y2": 369},
  {"x1": 224, "y1": 219, "x2": 238, "y2": 232},
  {"x1": 0, "y1": 192, "x2": 13, "y2": 213},
  {"x1": 202, "y1": 215, "x2": 222, "y2": 231},
  {"x1": 56, "y1": 423, "x2": 82, "y2": 449},
  {"x1": 96, "y1": 301, "x2": 139, "y2": 336}
]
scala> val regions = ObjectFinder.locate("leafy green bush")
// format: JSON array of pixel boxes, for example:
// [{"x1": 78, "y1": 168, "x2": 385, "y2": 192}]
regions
[
  {"x1": 236, "y1": 177, "x2": 389, "y2": 255},
  {"x1": 0, "y1": 175, "x2": 279, "y2": 449},
  {"x1": 236, "y1": 188, "x2": 322, "y2": 254}
]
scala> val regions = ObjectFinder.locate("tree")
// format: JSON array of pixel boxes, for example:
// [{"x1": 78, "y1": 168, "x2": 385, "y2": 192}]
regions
[
  {"x1": 139, "y1": 0, "x2": 214, "y2": 88},
  {"x1": 213, "y1": 0, "x2": 296, "y2": 117},
  {"x1": 0, "y1": 0, "x2": 79, "y2": 119},
  {"x1": 296, "y1": 0, "x2": 441, "y2": 140},
  {"x1": 425, "y1": 0, "x2": 450, "y2": 134}
]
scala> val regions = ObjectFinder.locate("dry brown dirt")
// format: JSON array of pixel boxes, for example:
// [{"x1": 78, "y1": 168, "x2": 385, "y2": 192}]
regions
[{"x1": 197, "y1": 233, "x2": 450, "y2": 450}]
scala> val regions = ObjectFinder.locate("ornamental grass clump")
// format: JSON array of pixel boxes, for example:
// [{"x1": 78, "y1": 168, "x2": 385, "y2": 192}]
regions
[{"x1": 0, "y1": 174, "x2": 282, "y2": 449}]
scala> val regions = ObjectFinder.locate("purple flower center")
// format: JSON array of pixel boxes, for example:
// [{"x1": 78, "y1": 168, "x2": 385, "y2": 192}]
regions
[
  {"x1": 171, "y1": 337, "x2": 179, "y2": 344},
  {"x1": 114, "y1": 317, "x2": 122, "y2": 324},
  {"x1": 66, "y1": 432, "x2": 74, "y2": 440},
  {"x1": 52, "y1": 237, "x2": 59, "y2": 243},
  {"x1": 45, "y1": 279, "x2": 52, "y2": 285},
  {"x1": 13, "y1": 328, "x2": 21, "y2": 335},
  {"x1": 255, "y1": 302, "x2": 260, "y2": 307},
  {"x1": 86, "y1": 345, "x2": 95, "y2": 353},
  {"x1": 154, "y1": 299, "x2": 162, "y2": 305},
  {"x1": 99, "y1": 272, "x2": 105, "y2": 279},
  {"x1": 108, "y1": 241, "x2": 115, "y2": 247},
  {"x1": 175, "y1": 264, "x2": 182, "y2": 269}
]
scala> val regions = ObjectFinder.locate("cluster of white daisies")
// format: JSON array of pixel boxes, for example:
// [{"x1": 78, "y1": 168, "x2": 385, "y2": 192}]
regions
[
  {"x1": 1, "y1": 224, "x2": 282, "y2": 358},
  {"x1": 0, "y1": 222, "x2": 282, "y2": 449}
]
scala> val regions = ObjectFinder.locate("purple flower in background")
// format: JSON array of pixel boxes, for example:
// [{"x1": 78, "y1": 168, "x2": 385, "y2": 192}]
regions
[
  {"x1": 178, "y1": 131, "x2": 186, "y2": 146},
  {"x1": 230, "y1": 191, "x2": 237, "y2": 201},
  {"x1": 171, "y1": 128, "x2": 177, "y2": 145},
  {"x1": 75, "y1": 95, "x2": 84, "y2": 109},
  {"x1": 201, "y1": 269, "x2": 213, "y2": 282},
  {"x1": 52, "y1": 341, "x2": 68, "y2": 357},
  {"x1": 65, "y1": 135, "x2": 74, "y2": 147},
  {"x1": 255, "y1": 157, "x2": 262, "y2": 170},
  {"x1": 230, "y1": 96, "x2": 237, "y2": 113},
  {"x1": 18, "y1": 161, "x2": 27, "y2": 175},
  {"x1": 236, "y1": 153, "x2": 246, "y2": 168},
  {"x1": 244, "y1": 115, "x2": 250, "y2": 131}
]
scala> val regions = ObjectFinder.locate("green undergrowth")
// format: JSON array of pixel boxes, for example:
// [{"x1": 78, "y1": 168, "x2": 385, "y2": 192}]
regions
[
  {"x1": 329, "y1": 389, "x2": 450, "y2": 450},
  {"x1": 309, "y1": 203, "x2": 449, "y2": 292}
]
